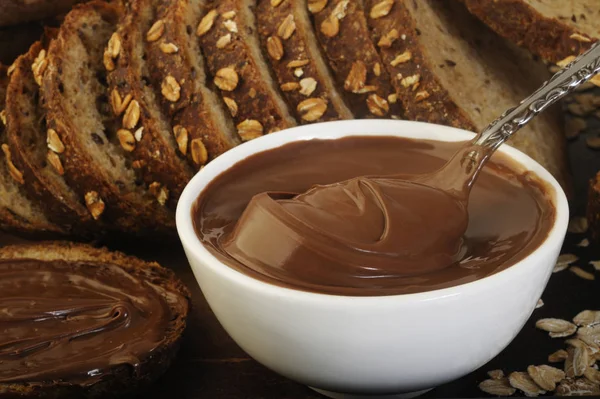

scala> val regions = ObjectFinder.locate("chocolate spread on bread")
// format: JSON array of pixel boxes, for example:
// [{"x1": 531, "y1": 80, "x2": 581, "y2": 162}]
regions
[
  {"x1": 193, "y1": 136, "x2": 556, "y2": 296},
  {"x1": 0, "y1": 259, "x2": 184, "y2": 384}
]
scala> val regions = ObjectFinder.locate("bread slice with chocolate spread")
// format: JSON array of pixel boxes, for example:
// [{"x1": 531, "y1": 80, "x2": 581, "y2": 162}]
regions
[{"x1": 0, "y1": 241, "x2": 190, "y2": 398}]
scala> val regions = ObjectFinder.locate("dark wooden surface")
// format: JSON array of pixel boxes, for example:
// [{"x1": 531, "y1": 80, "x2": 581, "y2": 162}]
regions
[{"x1": 0, "y1": 114, "x2": 599, "y2": 398}]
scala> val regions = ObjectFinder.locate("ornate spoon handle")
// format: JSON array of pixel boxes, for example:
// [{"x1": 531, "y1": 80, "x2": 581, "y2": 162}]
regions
[{"x1": 472, "y1": 41, "x2": 600, "y2": 152}]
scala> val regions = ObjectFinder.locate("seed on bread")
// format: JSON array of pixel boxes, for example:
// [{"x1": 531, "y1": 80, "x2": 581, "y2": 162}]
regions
[
  {"x1": 223, "y1": 19, "x2": 238, "y2": 33},
  {"x1": 123, "y1": 99, "x2": 141, "y2": 129},
  {"x1": 117, "y1": 129, "x2": 136, "y2": 152},
  {"x1": 370, "y1": 0, "x2": 394, "y2": 19},
  {"x1": 0, "y1": 109, "x2": 6, "y2": 125},
  {"x1": 570, "y1": 33, "x2": 592, "y2": 43},
  {"x1": 173, "y1": 125, "x2": 188, "y2": 155},
  {"x1": 222, "y1": 11, "x2": 236, "y2": 19},
  {"x1": 378, "y1": 29, "x2": 399, "y2": 48},
  {"x1": 110, "y1": 89, "x2": 132, "y2": 116},
  {"x1": 287, "y1": 59, "x2": 310, "y2": 68},
  {"x1": 237, "y1": 119, "x2": 264, "y2": 141},
  {"x1": 146, "y1": 19, "x2": 165, "y2": 42},
  {"x1": 46, "y1": 151, "x2": 64, "y2": 175},
  {"x1": 134, "y1": 127, "x2": 144, "y2": 142},
  {"x1": 299, "y1": 78, "x2": 317, "y2": 96},
  {"x1": 149, "y1": 182, "x2": 169, "y2": 206},
  {"x1": 159, "y1": 42, "x2": 179, "y2": 54},
  {"x1": 281, "y1": 82, "x2": 300, "y2": 91},
  {"x1": 308, "y1": 0, "x2": 328, "y2": 14},
  {"x1": 223, "y1": 97, "x2": 238, "y2": 117},
  {"x1": 84, "y1": 191, "x2": 105, "y2": 220},
  {"x1": 345, "y1": 61, "x2": 367, "y2": 93},
  {"x1": 31, "y1": 49, "x2": 47, "y2": 86},
  {"x1": 400, "y1": 74, "x2": 420, "y2": 89},
  {"x1": 278, "y1": 14, "x2": 296, "y2": 40},
  {"x1": 1, "y1": 144, "x2": 24, "y2": 184},
  {"x1": 321, "y1": 13, "x2": 340, "y2": 37},
  {"x1": 6, "y1": 63, "x2": 16, "y2": 77},
  {"x1": 390, "y1": 51, "x2": 412, "y2": 66},
  {"x1": 267, "y1": 36, "x2": 284, "y2": 60},
  {"x1": 214, "y1": 67, "x2": 239, "y2": 91},
  {"x1": 271, "y1": 0, "x2": 284, "y2": 6},
  {"x1": 191, "y1": 138, "x2": 208, "y2": 166},
  {"x1": 415, "y1": 90, "x2": 430, "y2": 102},
  {"x1": 216, "y1": 34, "x2": 232, "y2": 49},
  {"x1": 161, "y1": 75, "x2": 181, "y2": 102},
  {"x1": 197, "y1": 9, "x2": 218, "y2": 37},
  {"x1": 298, "y1": 98, "x2": 328, "y2": 121},
  {"x1": 366, "y1": 93, "x2": 389, "y2": 116},
  {"x1": 46, "y1": 129, "x2": 65, "y2": 154},
  {"x1": 106, "y1": 33, "x2": 122, "y2": 58}
]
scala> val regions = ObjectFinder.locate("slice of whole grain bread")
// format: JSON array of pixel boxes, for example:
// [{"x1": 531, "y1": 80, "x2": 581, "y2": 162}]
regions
[{"x1": 0, "y1": 241, "x2": 190, "y2": 398}]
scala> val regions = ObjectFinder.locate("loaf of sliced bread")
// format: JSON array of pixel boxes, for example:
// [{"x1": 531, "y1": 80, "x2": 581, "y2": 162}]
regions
[
  {"x1": 106, "y1": 0, "x2": 195, "y2": 209},
  {"x1": 363, "y1": 0, "x2": 571, "y2": 193},
  {"x1": 41, "y1": 1, "x2": 175, "y2": 233},
  {"x1": 0, "y1": 241, "x2": 190, "y2": 398},
  {"x1": 143, "y1": 0, "x2": 239, "y2": 170},
  {"x1": 308, "y1": 0, "x2": 403, "y2": 119},
  {"x1": 256, "y1": 0, "x2": 354, "y2": 123},
  {"x1": 5, "y1": 39, "x2": 95, "y2": 234},
  {"x1": 197, "y1": 0, "x2": 297, "y2": 141},
  {"x1": 460, "y1": 0, "x2": 599, "y2": 64},
  {"x1": 0, "y1": 64, "x2": 66, "y2": 237}
]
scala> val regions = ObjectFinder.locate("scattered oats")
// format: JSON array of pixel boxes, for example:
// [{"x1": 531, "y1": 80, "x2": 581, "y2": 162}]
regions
[
  {"x1": 162, "y1": 75, "x2": 181, "y2": 102},
  {"x1": 536, "y1": 318, "x2": 577, "y2": 338},
  {"x1": 294, "y1": 68, "x2": 304, "y2": 78},
  {"x1": 366, "y1": 94, "x2": 389, "y2": 116},
  {"x1": 570, "y1": 266, "x2": 595, "y2": 281},
  {"x1": 214, "y1": 67, "x2": 239, "y2": 91},
  {"x1": 321, "y1": 14, "x2": 340, "y2": 37},
  {"x1": 570, "y1": 33, "x2": 592, "y2": 42},
  {"x1": 287, "y1": 59, "x2": 310, "y2": 68},
  {"x1": 566, "y1": 117, "x2": 587, "y2": 139},
  {"x1": 278, "y1": 14, "x2": 296, "y2": 40},
  {"x1": 223, "y1": 20, "x2": 238, "y2": 33},
  {"x1": 46, "y1": 151, "x2": 64, "y2": 176},
  {"x1": 191, "y1": 139, "x2": 208, "y2": 166},
  {"x1": 568, "y1": 217, "x2": 588, "y2": 233},
  {"x1": 554, "y1": 253, "x2": 578, "y2": 272},
  {"x1": 584, "y1": 366, "x2": 600, "y2": 384},
  {"x1": 576, "y1": 325, "x2": 600, "y2": 351},
  {"x1": 84, "y1": 191, "x2": 105, "y2": 220},
  {"x1": 173, "y1": 125, "x2": 189, "y2": 155},
  {"x1": 536, "y1": 299, "x2": 544, "y2": 309},
  {"x1": 46, "y1": 129, "x2": 65, "y2": 154},
  {"x1": 548, "y1": 349, "x2": 569, "y2": 363},
  {"x1": 1, "y1": 144, "x2": 24, "y2": 185},
  {"x1": 308, "y1": 0, "x2": 328, "y2": 14},
  {"x1": 388, "y1": 94, "x2": 398, "y2": 104},
  {"x1": 297, "y1": 98, "x2": 328, "y2": 121},
  {"x1": 281, "y1": 82, "x2": 300, "y2": 91},
  {"x1": 488, "y1": 370, "x2": 505, "y2": 380},
  {"x1": 299, "y1": 78, "x2": 318, "y2": 96},
  {"x1": 160, "y1": 42, "x2": 179, "y2": 54},
  {"x1": 134, "y1": 127, "x2": 144, "y2": 142},
  {"x1": 401, "y1": 74, "x2": 420, "y2": 89},
  {"x1": 111, "y1": 89, "x2": 132, "y2": 116},
  {"x1": 478, "y1": 378, "x2": 516, "y2": 396},
  {"x1": 370, "y1": 0, "x2": 394, "y2": 19},
  {"x1": 222, "y1": 10, "x2": 236, "y2": 19},
  {"x1": 117, "y1": 129, "x2": 136, "y2": 152},
  {"x1": 585, "y1": 135, "x2": 600, "y2": 150},
  {"x1": 197, "y1": 10, "x2": 218, "y2": 37},
  {"x1": 223, "y1": 97, "x2": 238, "y2": 117},
  {"x1": 123, "y1": 100, "x2": 141, "y2": 129},
  {"x1": 390, "y1": 51, "x2": 412, "y2": 66},
  {"x1": 565, "y1": 346, "x2": 589, "y2": 378},
  {"x1": 415, "y1": 90, "x2": 430, "y2": 102},
  {"x1": 590, "y1": 261, "x2": 600, "y2": 271},
  {"x1": 527, "y1": 365, "x2": 565, "y2": 391},
  {"x1": 568, "y1": 102, "x2": 592, "y2": 116},
  {"x1": 345, "y1": 61, "x2": 367, "y2": 93},
  {"x1": 237, "y1": 120, "x2": 264, "y2": 141},
  {"x1": 556, "y1": 378, "x2": 600, "y2": 396},
  {"x1": 557, "y1": 56, "x2": 576, "y2": 68},
  {"x1": 378, "y1": 29, "x2": 399, "y2": 48},
  {"x1": 577, "y1": 238, "x2": 590, "y2": 247},
  {"x1": 267, "y1": 36, "x2": 284, "y2": 60},
  {"x1": 147, "y1": 20, "x2": 165, "y2": 42},
  {"x1": 216, "y1": 34, "x2": 232, "y2": 49},
  {"x1": 508, "y1": 371, "x2": 546, "y2": 397}
]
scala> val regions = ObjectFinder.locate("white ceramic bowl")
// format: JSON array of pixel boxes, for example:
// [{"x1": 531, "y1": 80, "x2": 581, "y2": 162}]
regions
[{"x1": 176, "y1": 120, "x2": 569, "y2": 398}]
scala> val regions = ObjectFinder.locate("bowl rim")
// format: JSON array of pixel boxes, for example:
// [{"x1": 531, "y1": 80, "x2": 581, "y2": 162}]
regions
[{"x1": 176, "y1": 119, "x2": 569, "y2": 303}]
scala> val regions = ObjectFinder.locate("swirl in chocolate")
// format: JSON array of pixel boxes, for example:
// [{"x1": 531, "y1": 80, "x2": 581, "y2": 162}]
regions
[
  {"x1": 194, "y1": 136, "x2": 555, "y2": 296},
  {"x1": 0, "y1": 259, "x2": 176, "y2": 384}
]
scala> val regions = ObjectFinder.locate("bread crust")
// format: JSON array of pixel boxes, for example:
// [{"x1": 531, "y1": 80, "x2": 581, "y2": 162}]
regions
[
  {"x1": 107, "y1": 0, "x2": 194, "y2": 209},
  {"x1": 144, "y1": 0, "x2": 239, "y2": 169},
  {"x1": 0, "y1": 241, "x2": 191, "y2": 398},
  {"x1": 460, "y1": 0, "x2": 597, "y2": 63},
  {"x1": 5, "y1": 40, "x2": 95, "y2": 233},
  {"x1": 41, "y1": 1, "x2": 175, "y2": 233},
  {"x1": 256, "y1": 0, "x2": 354, "y2": 123},
  {"x1": 309, "y1": 0, "x2": 402, "y2": 119},
  {"x1": 0, "y1": 0, "x2": 82, "y2": 27},
  {"x1": 197, "y1": 0, "x2": 297, "y2": 140}
]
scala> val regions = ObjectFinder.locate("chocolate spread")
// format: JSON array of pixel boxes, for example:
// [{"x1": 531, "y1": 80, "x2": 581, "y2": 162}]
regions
[
  {"x1": 193, "y1": 136, "x2": 556, "y2": 296},
  {"x1": 0, "y1": 259, "x2": 182, "y2": 384}
]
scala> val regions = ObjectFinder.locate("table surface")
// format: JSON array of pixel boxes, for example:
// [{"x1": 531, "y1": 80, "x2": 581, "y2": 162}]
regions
[{"x1": 0, "y1": 115, "x2": 599, "y2": 399}]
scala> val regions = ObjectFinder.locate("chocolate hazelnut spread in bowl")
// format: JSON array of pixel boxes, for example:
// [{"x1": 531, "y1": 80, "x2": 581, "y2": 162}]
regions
[{"x1": 176, "y1": 120, "x2": 569, "y2": 398}]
